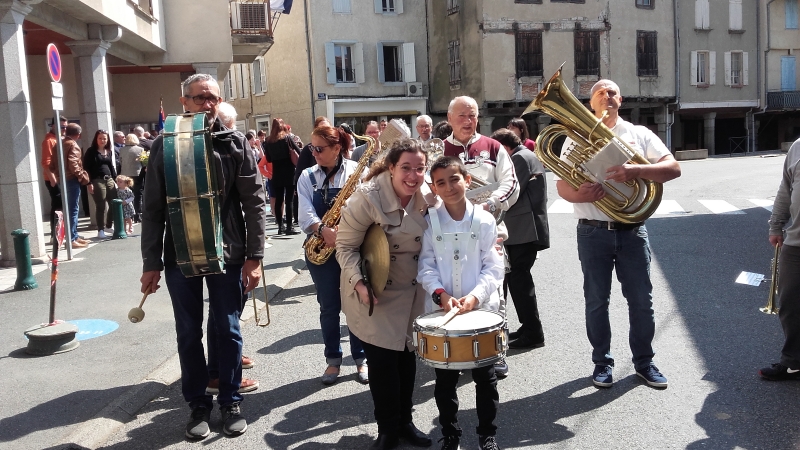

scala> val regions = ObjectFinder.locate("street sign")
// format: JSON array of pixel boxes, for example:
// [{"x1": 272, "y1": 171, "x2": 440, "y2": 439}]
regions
[
  {"x1": 46, "y1": 43, "x2": 62, "y2": 83},
  {"x1": 52, "y1": 97, "x2": 63, "y2": 111},
  {"x1": 51, "y1": 82, "x2": 63, "y2": 98}
]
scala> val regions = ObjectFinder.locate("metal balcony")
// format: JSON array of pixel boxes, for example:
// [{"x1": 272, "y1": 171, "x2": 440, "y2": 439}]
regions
[
  {"x1": 767, "y1": 90, "x2": 800, "y2": 110},
  {"x1": 230, "y1": 0, "x2": 277, "y2": 63}
]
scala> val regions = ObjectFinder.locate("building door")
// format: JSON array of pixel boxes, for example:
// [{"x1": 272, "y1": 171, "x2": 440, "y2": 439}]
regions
[{"x1": 781, "y1": 56, "x2": 796, "y2": 91}]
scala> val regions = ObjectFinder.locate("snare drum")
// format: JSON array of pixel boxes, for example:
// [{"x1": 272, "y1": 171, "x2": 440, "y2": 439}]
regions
[
  {"x1": 413, "y1": 309, "x2": 507, "y2": 370},
  {"x1": 163, "y1": 113, "x2": 224, "y2": 277}
]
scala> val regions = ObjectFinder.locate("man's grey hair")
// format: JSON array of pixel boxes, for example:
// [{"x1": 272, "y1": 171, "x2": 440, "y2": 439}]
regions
[
  {"x1": 65, "y1": 123, "x2": 81, "y2": 138},
  {"x1": 447, "y1": 96, "x2": 479, "y2": 115},
  {"x1": 114, "y1": 131, "x2": 125, "y2": 138},
  {"x1": 133, "y1": 126, "x2": 144, "y2": 137},
  {"x1": 416, "y1": 115, "x2": 432, "y2": 126},
  {"x1": 217, "y1": 102, "x2": 237, "y2": 129},
  {"x1": 182, "y1": 73, "x2": 218, "y2": 96}
]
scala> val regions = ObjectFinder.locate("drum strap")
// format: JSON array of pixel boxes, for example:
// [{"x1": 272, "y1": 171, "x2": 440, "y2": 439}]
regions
[{"x1": 428, "y1": 206, "x2": 481, "y2": 298}]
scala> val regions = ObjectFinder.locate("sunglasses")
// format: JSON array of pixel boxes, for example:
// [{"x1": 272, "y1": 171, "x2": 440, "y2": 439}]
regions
[{"x1": 311, "y1": 145, "x2": 331, "y2": 154}]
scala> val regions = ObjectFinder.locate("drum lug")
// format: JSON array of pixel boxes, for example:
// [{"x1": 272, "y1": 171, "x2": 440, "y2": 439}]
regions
[
  {"x1": 419, "y1": 337, "x2": 426, "y2": 355},
  {"x1": 443, "y1": 341, "x2": 450, "y2": 359},
  {"x1": 473, "y1": 340, "x2": 480, "y2": 358},
  {"x1": 495, "y1": 334, "x2": 503, "y2": 351}
]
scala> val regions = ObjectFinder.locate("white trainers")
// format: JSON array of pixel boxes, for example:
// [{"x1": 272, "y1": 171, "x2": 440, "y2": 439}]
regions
[{"x1": 97, "y1": 230, "x2": 106, "y2": 239}]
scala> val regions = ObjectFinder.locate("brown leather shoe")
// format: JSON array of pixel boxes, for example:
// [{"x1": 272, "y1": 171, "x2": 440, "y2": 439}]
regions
[
  {"x1": 71, "y1": 239, "x2": 88, "y2": 248},
  {"x1": 242, "y1": 355, "x2": 254, "y2": 369},
  {"x1": 206, "y1": 377, "x2": 259, "y2": 394},
  {"x1": 76, "y1": 237, "x2": 90, "y2": 245}
]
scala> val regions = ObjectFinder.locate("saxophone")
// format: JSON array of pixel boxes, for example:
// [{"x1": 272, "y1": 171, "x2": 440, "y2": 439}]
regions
[{"x1": 304, "y1": 126, "x2": 378, "y2": 265}]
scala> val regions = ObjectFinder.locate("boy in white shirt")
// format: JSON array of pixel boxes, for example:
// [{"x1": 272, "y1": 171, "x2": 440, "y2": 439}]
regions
[{"x1": 418, "y1": 156, "x2": 505, "y2": 450}]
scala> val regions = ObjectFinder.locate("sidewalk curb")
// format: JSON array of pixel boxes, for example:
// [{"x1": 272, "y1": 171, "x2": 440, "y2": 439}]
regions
[{"x1": 55, "y1": 262, "x2": 306, "y2": 450}]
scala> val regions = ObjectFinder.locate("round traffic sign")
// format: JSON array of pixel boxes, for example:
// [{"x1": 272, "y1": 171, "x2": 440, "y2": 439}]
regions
[{"x1": 46, "y1": 43, "x2": 62, "y2": 83}]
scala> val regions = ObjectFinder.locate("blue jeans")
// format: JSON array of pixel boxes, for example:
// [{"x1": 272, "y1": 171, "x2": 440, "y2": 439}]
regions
[
  {"x1": 65, "y1": 178, "x2": 82, "y2": 242},
  {"x1": 576, "y1": 223, "x2": 655, "y2": 371},
  {"x1": 306, "y1": 254, "x2": 365, "y2": 366},
  {"x1": 164, "y1": 264, "x2": 244, "y2": 409}
]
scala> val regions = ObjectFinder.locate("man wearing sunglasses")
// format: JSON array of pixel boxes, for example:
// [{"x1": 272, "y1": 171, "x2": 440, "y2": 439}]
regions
[{"x1": 140, "y1": 73, "x2": 266, "y2": 440}]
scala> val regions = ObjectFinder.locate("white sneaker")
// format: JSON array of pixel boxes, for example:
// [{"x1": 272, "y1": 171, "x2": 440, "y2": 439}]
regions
[
  {"x1": 97, "y1": 230, "x2": 106, "y2": 239},
  {"x1": 104, "y1": 227, "x2": 114, "y2": 234}
]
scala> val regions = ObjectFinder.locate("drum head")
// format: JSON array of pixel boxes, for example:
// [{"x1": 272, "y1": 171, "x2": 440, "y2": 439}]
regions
[{"x1": 415, "y1": 310, "x2": 503, "y2": 332}]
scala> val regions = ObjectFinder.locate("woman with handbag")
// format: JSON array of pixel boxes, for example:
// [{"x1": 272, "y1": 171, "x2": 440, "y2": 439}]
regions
[
  {"x1": 336, "y1": 139, "x2": 435, "y2": 449},
  {"x1": 83, "y1": 129, "x2": 118, "y2": 239},
  {"x1": 264, "y1": 118, "x2": 300, "y2": 235}
]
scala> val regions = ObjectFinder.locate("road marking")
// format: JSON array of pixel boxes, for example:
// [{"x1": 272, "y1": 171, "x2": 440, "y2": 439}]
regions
[
  {"x1": 749, "y1": 199, "x2": 774, "y2": 212},
  {"x1": 653, "y1": 200, "x2": 685, "y2": 215},
  {"x1": 698, "y1": 200, "x2": 746, "y2": 215},
  {"x1": 548, "y1": 199, "x2": 574, "y2": 214}
]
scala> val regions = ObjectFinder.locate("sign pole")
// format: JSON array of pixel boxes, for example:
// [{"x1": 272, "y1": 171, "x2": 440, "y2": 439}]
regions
[{"x1": 54, "y1": 109, "x2": 73, "y2": 260}]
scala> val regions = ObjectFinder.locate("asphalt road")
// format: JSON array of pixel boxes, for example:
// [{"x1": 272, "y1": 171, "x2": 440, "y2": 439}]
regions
[{"x1": 3, "y1": 152, "x2": 799, "y2": 449}]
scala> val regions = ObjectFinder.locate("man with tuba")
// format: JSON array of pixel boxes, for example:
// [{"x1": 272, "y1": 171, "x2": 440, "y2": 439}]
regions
[
  {"x1": 140, "y1": 74, "x2": 266, "y2": 439},
  {"x1": 556, "y1": 79, "x2": 680, "y2": 389},
  {"x1": 761, "y1": 137, "x2": 800, "y2": 381}
]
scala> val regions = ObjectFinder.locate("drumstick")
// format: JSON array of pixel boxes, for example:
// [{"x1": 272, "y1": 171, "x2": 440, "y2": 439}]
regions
[
  {"x1": 436, "y1": 307, "x2": 460, "y2": 329},
  {"x1": 128, "y1": 289, "x2": 151, "y2": 323}
]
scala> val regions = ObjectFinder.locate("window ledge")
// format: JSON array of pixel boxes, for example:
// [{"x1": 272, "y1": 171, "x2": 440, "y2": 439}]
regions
[
  {"x1": 638, "y1": 76, "x2": 659, "y2": 81},
  {"x1": 576, "y1": 75, "x2": 599, "y2": 82},
  {"x1": 127, "y1": 0, "x2": 158, "y2": 23},
  {"x1": 694, "y1": 27, "x2": 712, "y2": 32},
  {"x1": 728, "y1": 29, "x2": 745, "y2": 34},
  {"x1": 334, "y1": 83, "x2": 360, "y2": 88},
  {"x1": 450, "y1": 83, "x2": 461, "y2": 90},
  {"x1": 382, "y1": 82, "x2": 405, "y2": 87},
  {"x1": 254, "y1": 92, "x2": 266, "y2": 97},
  {"x1": 696, "y1": 83, "x2": 711, "y2": 88}
]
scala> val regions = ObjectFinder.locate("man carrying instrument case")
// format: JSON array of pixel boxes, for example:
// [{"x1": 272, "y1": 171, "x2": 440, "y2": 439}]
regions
[{"x1": 140, "y1": 74, "x2": 266, "y2": 440}]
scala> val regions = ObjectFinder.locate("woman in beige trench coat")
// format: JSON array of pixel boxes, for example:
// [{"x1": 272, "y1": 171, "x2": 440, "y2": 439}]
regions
[{"x1": 336, "y1": 140, "x2": 435, "y2": 449}]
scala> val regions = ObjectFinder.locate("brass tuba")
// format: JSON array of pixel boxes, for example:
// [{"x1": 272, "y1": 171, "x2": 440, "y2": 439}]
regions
[
  {"x1": 522, "y1": 67, "x2": 662, "y2": 224},
  {"x1": 303, "y1": 125, "x2": 378, "y2": 265}
]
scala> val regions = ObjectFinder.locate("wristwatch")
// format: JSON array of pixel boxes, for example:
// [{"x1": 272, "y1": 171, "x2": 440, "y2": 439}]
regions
[
  {"x1": 485, "y1": 200, "x2": 497, "y2": 213},
  {"x1": 432, "y1": 288, "x2": 445, "y2": 306}
]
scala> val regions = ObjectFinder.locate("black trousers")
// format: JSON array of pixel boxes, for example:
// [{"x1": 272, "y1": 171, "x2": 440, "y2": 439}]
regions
[
  {"x1": 434, "y1": 364, "x2": 498, "y2": 437},
  {"x1": 132, "y1": 174, "x2": 145, "y2": 221},
  {"x1": 44, "y1": 180, "x2": 62, "y2": 239},
  {"x1": 360, "y1": 340, "x2": 416, "y2": 435},
  {"x1": 505, "y1": 241, "x2": 544, "y2": 342},
  {"x1": 271, "y1": 182, "x2": 294, "y2": 226},
  {"x1": 779, "y1": 244, "x2": 800, "y2": 368}
]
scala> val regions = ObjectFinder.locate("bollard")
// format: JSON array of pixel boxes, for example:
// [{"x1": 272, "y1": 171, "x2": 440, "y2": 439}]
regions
[
  {"x1": 12, "y1": 229, "x2": 38, "y2": 290},
  {"x1": 112, "y1": 199, "x2": 127, "y2": 239}
]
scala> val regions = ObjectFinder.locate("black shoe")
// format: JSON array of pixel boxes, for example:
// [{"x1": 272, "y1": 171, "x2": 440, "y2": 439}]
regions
[
  {"x1": 759, "y1": 363, "x2": 800, "y2": 381},
  {"x1": 494, "y1": 358, "x2": 509, "y2": 379},
  {"x1": 185, "y1": 405, "x2": 211, "y2": 440},
  {"x1": 508, "y1": 335, "x2": 545, "y2": 349},
  {"x1": 438, "y1": 435, "x2": 460, "y2": 450},
  {"x1": 508, "y1": 329, "x2": 522, "y2": 340},
  {"x1": 371, "y1": 433, "x2": 400, "y2": 449},
  {"x1": 284, "y1": 225, "x2": 300, "y2": 236},
  {"x1": 400, "y1": 423, "x2": 432, "y2": 447},
  {"x1": 277, "y1": 224, "x2": 285, "y2": 235},
  {"x1": 220, "y1": 402, "x2": 247, "y2": 436},
  {"x1": 478, "y1": 435, "x2": 500, "y2": 450}
]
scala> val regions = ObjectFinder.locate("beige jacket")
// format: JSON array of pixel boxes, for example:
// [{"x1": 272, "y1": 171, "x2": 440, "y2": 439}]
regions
[{"x1": 336, "y1": 171, "x2": 435, "y2": 351}]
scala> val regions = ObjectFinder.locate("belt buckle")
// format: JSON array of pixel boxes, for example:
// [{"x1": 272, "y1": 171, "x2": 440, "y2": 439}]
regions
[{"x1": 607, "y1": 221, "x2": 613, "y2": 231}]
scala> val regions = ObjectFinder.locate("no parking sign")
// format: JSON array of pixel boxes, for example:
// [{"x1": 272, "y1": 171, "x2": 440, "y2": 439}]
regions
[{"x1": 46, "y1": 43, "x2": 61, "y2": 83}]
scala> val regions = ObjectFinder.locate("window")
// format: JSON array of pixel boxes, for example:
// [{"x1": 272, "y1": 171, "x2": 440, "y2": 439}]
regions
[
  {"x1": 787, "y1": 0, "x2": 798, "y2": 29},
  {"x1": 373, "y1": 0, "x2": 403, "y2": 14},
  {"x1": 695, "y1": 0, "x2": 710, "y2": 29},
  {"x1": 377, "y1": 42, "x2": 416, "y2": 83},
  {"x1": 447, "y1": 0, "x2": 459, "y2": 14},
  {"x1": 333, "y1": 0, "x2": 351, "y2": 13},
  {"x1": 324, "y1": 42, "x2": 365, "y2": 85},
  {"x1": 729, "y1": 0, "x2": 742, "y2": 30},
  {"x1": 636, "y1": 31, "x2": 658, "y2": 76},
  {"x1": 448, "y1": 40, "x2": 461, "y2": 86},
  {"x1": 252, "y1": 57, "x2": 267, "y2": 94},
  {"x1": 574, "y1": 31, "x2": 600, "y2": 76},
  {"x1": 636, "y1": 0, "x2": 653, "y2": 9},
  {"x1": 725, "y1": 51, "x2": 748, "y2": 86},
  {"x1": 691, "y1": 50, "x2": 716, "y2": 86},
  {"x1": 516, "y1": 31, "x2": 543, "y2": 78}
]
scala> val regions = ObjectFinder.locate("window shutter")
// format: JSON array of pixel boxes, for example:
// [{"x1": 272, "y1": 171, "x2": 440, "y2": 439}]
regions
[
  {"x1": 230, "y1": 69, "x2": 238, "y2": 98},
  {"x1": 251, "y1": 60, "x2": 258, "y2": 94},
  {"x1": 787, "y1": 0, "x2": 799, "y2": 29},
  {"x1": 240, "y1": 65, "x2": 249, "y2": 98},
  {"x1": 709, "y1": 51, "x2": 717, "y2": 85},
  {"x1": 743, "y1": 52, "x2": 749, "y2": 85},
  {"x1": 695, "y1": 1, "x2": 702, "y2": 28},
  {"x1": 374, "y1": 0, "x2": 382, "y2": 13},
  {"x1": 703, "y1": 0, "x2": 710, "y2": 28},
  {"x1": 690, "y1": 51, "x2": 698, "y2": 85},
  {"x1": 724, "y1": 52, "x2": 731, "y2": 86},
  {"x1": 325, "y1": 42, "x2": 336, "y2": 84},
  {"x1": 729, "y1": 0, "x2": 742, "y2": 30},
  {"x1": 260, "y1": 57, "x2": 267, "y2": 92},
  {"x1": 377, "y1": 43, "x2": 386, "y2": 83},
  {"x1": 395, "y1": 0, "x2": 403, "y2": 14},
  {"x1": 403, "y1": 42, "x2": 416, "y2": 82},
  {"x1": 354, "y1": 43, "x2": 365, "y2": 83}
]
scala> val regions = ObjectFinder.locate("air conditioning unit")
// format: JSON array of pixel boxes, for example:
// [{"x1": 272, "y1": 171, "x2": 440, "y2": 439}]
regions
[
  {"x1": 231, "y1": 1, "x2": 268, "y2": 30},
  {"x1": 407, "y1": 82, "x2": 424, "y2": 97}
]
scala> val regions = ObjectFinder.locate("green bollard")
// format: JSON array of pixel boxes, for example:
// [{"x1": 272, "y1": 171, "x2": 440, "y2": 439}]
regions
[
  {"x1": 12, "y1": 229, "x2": 38, "y2": 290},
  {"x1": 112, "y1": 199, "x2": 127, "y2": 239}
]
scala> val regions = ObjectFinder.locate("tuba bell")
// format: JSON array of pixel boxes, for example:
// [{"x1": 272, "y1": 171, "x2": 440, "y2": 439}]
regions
[{"x1": 522, "y1": 67, "x2": 662, "y2": 224}]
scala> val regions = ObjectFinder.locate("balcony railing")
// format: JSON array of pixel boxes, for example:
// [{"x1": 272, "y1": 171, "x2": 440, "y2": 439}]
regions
[{"x1": 767, "y1": 90, "x2": 800, "y2": 110}]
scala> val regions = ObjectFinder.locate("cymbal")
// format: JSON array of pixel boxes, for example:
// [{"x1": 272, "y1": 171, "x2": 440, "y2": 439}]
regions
[{"x1": 361, "y1": 224, "x2": 390, "y2": 296}]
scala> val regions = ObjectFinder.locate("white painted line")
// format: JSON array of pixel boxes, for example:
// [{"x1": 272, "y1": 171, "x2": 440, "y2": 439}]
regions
[
  {"x1": 749, "y1": 199, "x2": 774, "y2": 212},
  {"x1": 653, "y1": 200, "x2": 685, "y2": 215},
  {"x1": 698, "y1": 200, "x2": 746, "y2": 215},
  {"x1": 548, "y1": 199, "x2": 574, "y2": 214}
]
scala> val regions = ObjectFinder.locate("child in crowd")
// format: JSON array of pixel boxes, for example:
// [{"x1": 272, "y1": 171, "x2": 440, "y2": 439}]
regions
[
  {"x1": 116, "y1": 175, "x2": 135, "y2": 234},
  {"x1": 418, "y1": 156, "x2": 505, "y2": 450}
]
